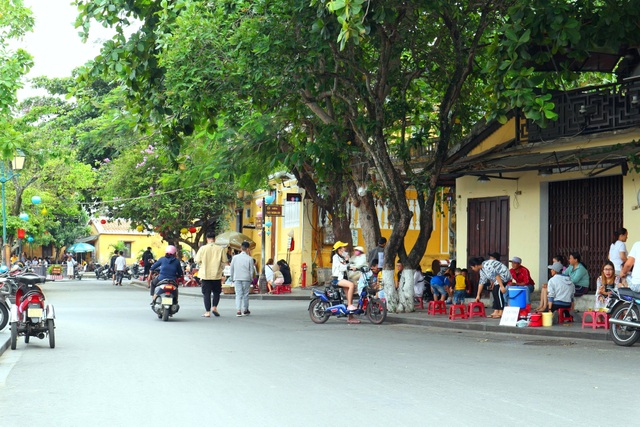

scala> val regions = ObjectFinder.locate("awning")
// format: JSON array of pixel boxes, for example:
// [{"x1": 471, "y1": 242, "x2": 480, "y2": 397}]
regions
[{"x1": 75, "y1": 235, "x2": 98, "y2": 244}]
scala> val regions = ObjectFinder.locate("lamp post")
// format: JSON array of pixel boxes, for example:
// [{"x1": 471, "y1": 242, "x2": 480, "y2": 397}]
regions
[{"x1": 1, "y1": 151, "x2": 26, "y2": 266}]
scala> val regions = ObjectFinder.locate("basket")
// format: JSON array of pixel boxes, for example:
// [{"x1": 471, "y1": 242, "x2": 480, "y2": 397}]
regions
[{"x1": 222, "y1": 286, "x2": 235, "y2": 295}]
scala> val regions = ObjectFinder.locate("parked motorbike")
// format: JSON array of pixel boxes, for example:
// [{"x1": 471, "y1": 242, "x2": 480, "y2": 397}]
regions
[
  {"x1": 151, "y1": 279, "x2": 180, "y2": 321},
  {"x1": 309, "y1": 266, "x2": 387, "y2": 324},
  {"x1": 9, "y1": 272, "x2": 55, "y2": 349},
  {"x1": 95, "y1": 264, "x2": 112, "y2": 280},
  {"x1": 74, "y1": 264, "x2": 84, "y2": 280},
  {"x1": 130, "y1": 263, "x2": 142, "y2": 280},
  {"x1": 607, "y1": 287, "x2": 640, "y2": 346},
  {"x1": 0, "y1": 278, "x2": 12, "y2": 331}
]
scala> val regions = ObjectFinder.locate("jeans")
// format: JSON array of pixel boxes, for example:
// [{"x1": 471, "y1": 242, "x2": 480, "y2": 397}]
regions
[
  {"x1": 453, "y1": 290, "x2": 466, "y2": 304},
  {"x1": 201, "y1": 279, "x2": 222, "y2": 311},
  {"x1": 234, "y1": 281, "x2": 251, "y2": 312},
  {"x1": 116, "y1": 270, "x2": 124, "y2": 284},
  {"x1": 432, "y1": 284, "x2": 447, "y2": 297}
]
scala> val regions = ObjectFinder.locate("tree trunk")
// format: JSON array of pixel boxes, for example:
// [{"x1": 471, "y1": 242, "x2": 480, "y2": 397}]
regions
[{"x1": 356, "y1": 192, "x2": 380, "y2": 254}]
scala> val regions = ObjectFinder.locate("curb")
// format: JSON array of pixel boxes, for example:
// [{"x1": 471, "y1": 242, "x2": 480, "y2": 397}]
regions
[{"x1": 384, "y1": 314, "x2": 612, "y2": 341}]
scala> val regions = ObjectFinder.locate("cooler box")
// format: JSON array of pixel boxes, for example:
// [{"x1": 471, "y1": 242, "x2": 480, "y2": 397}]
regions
[{"x1": 508, "y1": 285, "x2": 529, "y2": 309}]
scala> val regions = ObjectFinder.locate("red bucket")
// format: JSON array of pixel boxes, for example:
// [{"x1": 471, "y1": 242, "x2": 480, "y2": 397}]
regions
[{"x1": 529, "y1": 313, "x2": 542, "y2": 327}]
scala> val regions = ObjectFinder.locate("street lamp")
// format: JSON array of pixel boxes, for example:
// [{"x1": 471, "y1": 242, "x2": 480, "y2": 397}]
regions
[{"x1": 1, "y1": 150, "x2": 26, "y2": 266}]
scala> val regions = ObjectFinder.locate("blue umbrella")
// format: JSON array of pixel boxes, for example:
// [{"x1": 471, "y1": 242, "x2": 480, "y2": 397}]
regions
[{"x1": 67, "y1": 242, "x2": 96, "y2": 253}]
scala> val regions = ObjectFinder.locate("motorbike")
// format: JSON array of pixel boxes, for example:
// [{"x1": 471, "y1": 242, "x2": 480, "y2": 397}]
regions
[
  {"x1": 606, "y1": 287, "x2": 640, "y2": 346},
  {"x1": 0, "y1": 278, "x2": 12, "y2": 331},
  {"x1": 9, "y1": 272, "x2": 55, "y2": 350},
  {"x1": 151, "y1": 278, "x2": 180, "y2": 321},
  {"x1": 74, "y1": 264, "x2": 84, "y2": 280},
  {"x1": 95, "y1": 264, "x2": 112, "y2": 280},
  {"x1": 309, "y1": 266, "x2": 387, "y2": 324}
]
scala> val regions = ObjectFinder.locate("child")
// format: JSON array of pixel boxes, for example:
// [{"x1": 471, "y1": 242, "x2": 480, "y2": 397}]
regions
[{"x1": 453, "y1": 268, "x2": 466, "y2": 304}]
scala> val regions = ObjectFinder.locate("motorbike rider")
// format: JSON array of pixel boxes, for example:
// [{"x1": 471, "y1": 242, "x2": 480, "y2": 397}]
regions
[
  {"x1": 147, "y1": 245, "x2": 183, "y2": 305},
  {"x1": 332, "y1": 241, "x2": 360, "y2": 324}
]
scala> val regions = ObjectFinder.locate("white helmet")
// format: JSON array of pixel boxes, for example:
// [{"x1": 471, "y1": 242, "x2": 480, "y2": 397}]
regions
[{"x1": 165, "y1": 245, "x2": 177, "y2": 255}]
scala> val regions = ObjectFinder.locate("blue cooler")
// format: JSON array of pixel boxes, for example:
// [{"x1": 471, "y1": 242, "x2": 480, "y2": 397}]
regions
[{"x1": 508, "y1": 285, "x2": 529, "y2": 309}]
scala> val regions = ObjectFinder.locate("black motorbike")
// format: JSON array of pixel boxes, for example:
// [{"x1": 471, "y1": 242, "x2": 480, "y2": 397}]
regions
[
  {"x1": 607, "y1": 287, "x2": 640, "y2": 346},
  {"x1": 95, "y1": 264, "x2": 112, "y2": 280},
  {"x1": 151, "y1": 279, "x2": 180, "y2": 321}
]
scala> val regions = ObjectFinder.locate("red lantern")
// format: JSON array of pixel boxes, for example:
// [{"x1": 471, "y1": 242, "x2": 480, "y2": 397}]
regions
[
  {"x1": 17, "y1": 228, "x2": 25, "y2": 239},
  {"x1": 100, "y1": 219, "x2": 107, "y2": 224},
  {"x1": 189, "y1": 227, "x2": 197, "y2": 233}
]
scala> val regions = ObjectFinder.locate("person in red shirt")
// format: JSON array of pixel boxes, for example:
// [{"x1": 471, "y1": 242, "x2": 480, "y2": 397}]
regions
[{"x1": 509, "y1": 256, "x2": 535, "y2": 295}]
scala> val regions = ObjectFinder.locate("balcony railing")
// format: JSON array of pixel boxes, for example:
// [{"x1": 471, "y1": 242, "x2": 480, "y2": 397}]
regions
[{"x1": 518, "y1": 76, "x2": 640, "y2": 143}]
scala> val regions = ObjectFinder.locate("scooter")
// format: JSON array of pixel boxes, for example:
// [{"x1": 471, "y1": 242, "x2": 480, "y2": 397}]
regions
[
  {"x1": 607, "y1": 287, "x2": 640, "y2": 346},
  {"x1": 74, "y1": 264, "x2": 84, "y2": 280},
  {"x1": 151, "y1": 279, "x2": 180, "y2": 321},
  {"x1": 0, "y1": 278, "x2": 11, "y2": 331},
  {"x1": 308, "y1": 266, "x2": 387, "y2": 324},
  {"x1": 9, "y1": 272, "x2": 55, "y2": 349}
]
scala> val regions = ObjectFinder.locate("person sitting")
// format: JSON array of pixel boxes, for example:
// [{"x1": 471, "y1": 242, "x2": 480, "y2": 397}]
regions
[
  {"x1": 148, "y1": 245, "x2": 183, "y2": 305},
  {"x1": 264, "y1": 258, "x2": 275, "y2": 293},
  {"x1": 595, "y1": 261, "x2": 619, "y2": 311},
  {"x1": 348, "y1": 246, "x2": 368, "y2": 283},
  {"x1": 509, "y1": 256, "x2": 535, "y2": 295},
  {"x1": 565, "y1": 252, "x2": 590, "y2": 296},
  {"x1": 535, "y1": 255, "x2": 566, "y2": 312},
  {"x1": 277, "y1": 260, "x2": 292, "y2": 287},
  {"x1": 547, "y1": 261, "x2": 575, "y2": 312},
  {"x1": 413, "y1": 265, "x2": 426, "y2": 301}
]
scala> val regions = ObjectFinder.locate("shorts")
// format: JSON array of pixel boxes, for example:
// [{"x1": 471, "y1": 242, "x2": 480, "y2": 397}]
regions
[
  {"x1": 453, "y1": 290, "x2": 466, "y2": 304},
  {"x1": 432, "y1": 284, "x2": 447, "y2": 297}
]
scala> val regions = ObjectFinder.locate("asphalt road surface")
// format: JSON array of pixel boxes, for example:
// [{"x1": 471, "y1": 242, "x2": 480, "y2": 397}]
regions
[{"x1": 0, "y1": 280, "x2": 638, "y2": 426}]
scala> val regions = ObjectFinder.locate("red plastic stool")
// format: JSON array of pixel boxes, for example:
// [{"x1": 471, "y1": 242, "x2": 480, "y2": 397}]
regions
[
  {"x1": 415, "y1": 297, "x2": 424, "y2": 309},
  {"x1": 557, "y1": 307, "x2": 573, "y2": 324},
  {"x1": 427, "y1": 300, "x2": 446, "y2": 315},
  {"x1": 449, "y1": 304, "x2": 467, "y2": 320},
  {"x1": 467, "y1": 301, "x2": 486, "y2": 319},
  {"x1": 582, "y1": 311, "x2": 609, "y2": 329}
]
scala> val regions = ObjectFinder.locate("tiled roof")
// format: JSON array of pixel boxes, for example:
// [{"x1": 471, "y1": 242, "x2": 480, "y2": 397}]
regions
[{"x1": 91, "y1": 218, "x2": 151, "y2": 235}]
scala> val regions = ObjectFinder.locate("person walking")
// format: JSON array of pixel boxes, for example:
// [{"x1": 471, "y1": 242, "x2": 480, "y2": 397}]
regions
[
  {"x1": 109, "y1": 249, "x2": 118, "y2": 285},
  {"x1": 194, "y1": 231, "x2": 227, "y2": 317},
  {"x1": 230, "y1": 241, "x2": 254, "y2": 317},
  {"x1": 142, "y1": 247, "x2": 154, "y2": 280},
  {"x1": 114, "y1": 250, "x2": 127, "y2": 286}
]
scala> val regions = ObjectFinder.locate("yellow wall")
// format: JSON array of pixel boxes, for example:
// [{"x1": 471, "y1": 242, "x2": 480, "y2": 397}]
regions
[
  {"x1": 468, "y1": 117, "x2": 518, "y2": 157},
  {"x1": 89, "y1": 223, "x2": 165, "y2": 265},
  {"x1": 235, "y1": 182, "x2": 454, "y2": 287}
]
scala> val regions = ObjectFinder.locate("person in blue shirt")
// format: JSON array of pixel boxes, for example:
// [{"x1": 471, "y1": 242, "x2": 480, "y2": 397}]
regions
[{"x1": 148, "y1": 245, "x2": 183, "y2": 305}]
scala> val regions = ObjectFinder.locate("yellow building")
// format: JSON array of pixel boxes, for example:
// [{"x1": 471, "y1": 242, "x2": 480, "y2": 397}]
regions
[
  {"x1": 443, "y1": 76, "x2": 640, "y2": 291},
  {"x1": 83, "y1": 218, "x2": 165, "y2": 265},
  {"x1": 230, "y1": 177, "x2": 452, "y2": 288}
]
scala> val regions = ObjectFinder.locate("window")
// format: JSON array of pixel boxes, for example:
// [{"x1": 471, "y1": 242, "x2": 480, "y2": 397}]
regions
[
  {"x1": 124, "y1": 242, "x2": 132, "y2": 258},
  {"x1": 283, "y1": 200, "x2": 300, "y2": 228}
]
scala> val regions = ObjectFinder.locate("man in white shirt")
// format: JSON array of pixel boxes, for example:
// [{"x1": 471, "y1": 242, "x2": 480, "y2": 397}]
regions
[{"x1": 114, "y1": 251, "x2": 127, "y2": 286}]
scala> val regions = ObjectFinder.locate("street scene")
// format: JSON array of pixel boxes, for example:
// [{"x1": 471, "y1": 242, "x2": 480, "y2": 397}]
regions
[
  {"x1": 3, "y1": 2, "x2": 640, "y2": 426},
  {"x1": 0, "y1": 278, "x2": 637, "y2": 426}
]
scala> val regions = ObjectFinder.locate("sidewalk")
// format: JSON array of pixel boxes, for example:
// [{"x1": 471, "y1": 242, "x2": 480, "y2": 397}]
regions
[{"x1": 134, "y1": 280, "x2": 610, "y2": 342}]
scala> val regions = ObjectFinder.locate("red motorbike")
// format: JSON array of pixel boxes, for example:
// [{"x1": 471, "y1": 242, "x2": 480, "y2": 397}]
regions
[{"x1": 9, "y1": 272, "x2": 55, "y2": 350}]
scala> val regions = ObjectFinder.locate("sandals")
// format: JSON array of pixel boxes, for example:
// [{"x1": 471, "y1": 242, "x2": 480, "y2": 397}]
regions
[
  {"x1": 201, "y1": 313, "x2": 211, "y2": 318},
  {"x1": 347, "y1": 318, "x2": 361, "y2": 324}
]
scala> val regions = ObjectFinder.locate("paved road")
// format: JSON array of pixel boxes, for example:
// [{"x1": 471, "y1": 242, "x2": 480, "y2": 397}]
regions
[{"x1": 0, "y1": 280, "x2": 638, "y2": 426}]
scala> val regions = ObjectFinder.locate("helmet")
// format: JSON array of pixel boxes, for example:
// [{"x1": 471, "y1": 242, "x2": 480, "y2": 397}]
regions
[
  {"x1": 0, "y1": 265, "x2": 7, "y2": 274},
  {"x1": 333, "y1": 241, "x2": 348, "y2": 250},
  {"x1": 165, "y1": 245, "x2": 177, "y2": 255}
]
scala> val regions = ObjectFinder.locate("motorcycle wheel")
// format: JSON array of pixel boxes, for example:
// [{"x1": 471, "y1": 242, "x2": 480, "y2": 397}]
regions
[
  {"x1": 47, "y1": 319, "x2": 55, "y2": 349},
  {"x1": 0, "y1": 303, "x2": 8, "y2": 331},
  {"x1": 308, "y1": 298, "x2": 331, "y2": 324},
  {"x1": 162, "y1": 308, "x2": 169, "y2": 322},
  {"x1": 610, "y1": 304, "x2": 640, "y2": 347},
  {"x1": 10, "y1": 322, "x2": 17, "y2": 350},
  {"x1": 366, "y1": 298, "x2": 387, "y2": 325}
]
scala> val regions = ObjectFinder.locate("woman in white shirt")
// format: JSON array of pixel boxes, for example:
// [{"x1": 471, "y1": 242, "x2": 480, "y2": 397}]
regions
[
  {"x1": 608, "y1": 227, "x2": 628, "y2": 274},
  {"x1": 332, "y1": 241, "x2": 360, "y2": 324}
]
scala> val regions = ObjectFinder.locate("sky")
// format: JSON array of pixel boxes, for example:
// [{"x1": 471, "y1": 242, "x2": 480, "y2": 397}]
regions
[{"x1": 16, "y1": 0, "x2": 114, "y2": 99}]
